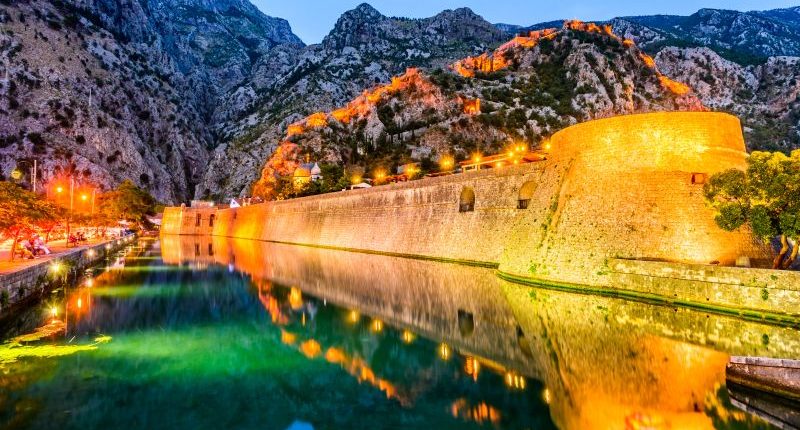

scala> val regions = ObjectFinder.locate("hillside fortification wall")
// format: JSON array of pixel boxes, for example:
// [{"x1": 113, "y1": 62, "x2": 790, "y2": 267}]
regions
[{"x1": 162, "y1": 112, "x2": 796, "y2": 319}]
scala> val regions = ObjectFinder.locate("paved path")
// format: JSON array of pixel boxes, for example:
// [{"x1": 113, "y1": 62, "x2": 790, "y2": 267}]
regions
[{"x1": 0, "y1": 239, "x2": 108, "y2": 275}]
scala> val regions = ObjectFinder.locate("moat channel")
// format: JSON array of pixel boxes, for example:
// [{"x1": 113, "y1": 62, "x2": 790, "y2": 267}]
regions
[{"x1": 0, "y1": 237, "x2": 797, "y2": 430}]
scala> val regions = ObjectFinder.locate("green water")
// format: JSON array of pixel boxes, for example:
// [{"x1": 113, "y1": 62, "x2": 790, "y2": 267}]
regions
[{"x1": 0, "y1": 238, "x2": 795, "y2": 430}]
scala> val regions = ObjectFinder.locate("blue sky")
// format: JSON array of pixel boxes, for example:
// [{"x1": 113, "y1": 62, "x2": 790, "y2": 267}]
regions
[{"x1": 252, "y1": 0, "x2": 800, "y2": 44}]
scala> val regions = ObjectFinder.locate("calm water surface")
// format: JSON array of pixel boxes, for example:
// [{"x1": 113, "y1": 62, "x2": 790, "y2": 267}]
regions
[{"x1": 0, "y1": 237, "x2": 797, "y2": 430}]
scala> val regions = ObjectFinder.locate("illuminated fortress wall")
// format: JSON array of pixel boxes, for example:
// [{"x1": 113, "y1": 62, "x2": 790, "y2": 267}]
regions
[
  {"x1": 163, "y1": 112, "x2": 774, "y2": 292},
  {"x1": 500, "y1": 111, "x2": 770, "y2": 286}
]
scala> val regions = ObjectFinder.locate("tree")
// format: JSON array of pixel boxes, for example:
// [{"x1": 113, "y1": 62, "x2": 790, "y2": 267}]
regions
[
  {"x1": 0, "y1": 181, "x2": 59, "y2": 261},
  {"x1": 704, "y1": 151, "x2": 800, "y2": 269},
  {"x1": 97, "y1": 180, "x2": 156, "y2": 230}
]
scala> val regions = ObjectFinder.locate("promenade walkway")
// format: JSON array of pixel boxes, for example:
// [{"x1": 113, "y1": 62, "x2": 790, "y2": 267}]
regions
[{"x1": 0, "y1": 239, "x2": 108, "y2": 276}]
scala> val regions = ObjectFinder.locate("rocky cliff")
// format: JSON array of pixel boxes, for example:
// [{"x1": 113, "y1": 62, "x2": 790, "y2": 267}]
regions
[
  {"x1": 2, "y1": 1, "x2": 799, "y2": 203},
  {"x1": 250, "y1": 22, "x2": 705, "y2": 198},
  {"x1": 0, "y1": 0, "x2": 301, "y2": 202}
]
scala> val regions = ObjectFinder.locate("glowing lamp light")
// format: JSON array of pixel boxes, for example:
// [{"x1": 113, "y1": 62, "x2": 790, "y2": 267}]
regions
[
  {"x1": 50, "y1": 307, "x2": 58, "y2": 317},
  {"x1": 495, "y1": 161, "x2": 504, "y2": 168},
  {"x1": 347, "y1": 310, "x2": 360, "y2": 324},
  {"x1": 50, "y1": 262, "x2": 62, "y2": 273},
  {"x1": 371, "y1": 319, "x2": 384, "y2": 333},
  {"x1": 472, "y1": 154, "x2": 482, "y2": 163},
  {"x1": 401, "y1": 330, "x2": 416, "y2": 344},
  {"x1": 105, "y1": 244, "x2": 111, "y2": 250},
  {"x1": 86, "y1": 249, "x2": 96, "y2": 258},
  {"x1": 81, "y1": 194, "x2": 88, "y2": 201},
  {"x1": 505, "y1": 372, "x2": 526, "y2": 390},
  {"x1": 542, "y1": 388, "x2": 552, "y2": 404},
  {"x1": 439, "y1": 343, "x2": 451, "y2": 361},
  {"x1": 10, "y1": 169, "x2": 22, "y2": 180},
  {"x1": 85, "y1": 278, "x2": 94, "y2": 287},
  {"x1": 440, "y1": 157, "x2": 454, "y2": 170},
  {"x1": 56, "y1": 186, "x2": 64, "y2": 193},
  {"x1": 351, "y1": 175, "x2": 362, "y2": 185}
]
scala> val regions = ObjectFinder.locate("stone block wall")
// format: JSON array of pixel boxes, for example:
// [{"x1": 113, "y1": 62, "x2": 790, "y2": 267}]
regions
[
  {"x1": 0, "y1": 239, "x2": 129, "y2": 316},
  {"x1": 162, "y1": 112, "x2": 786, "y2": 315},
  {"x1": 610, "y1": 258, "x2": 800, "y2": 316}
]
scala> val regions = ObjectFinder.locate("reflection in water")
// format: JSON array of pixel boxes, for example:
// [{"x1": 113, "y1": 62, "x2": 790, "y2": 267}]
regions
[
  {"x1": 0, "y1": 236, "x2": 795, "y2": 430},
  {"x1": 163, "y1": 236, "x2": 799, "y2": 430}
]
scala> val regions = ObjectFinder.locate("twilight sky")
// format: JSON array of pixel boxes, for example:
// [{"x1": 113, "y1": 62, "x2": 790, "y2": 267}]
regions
[{"x1": 252, "y1": 0, "x2": 800, "y2": 44}]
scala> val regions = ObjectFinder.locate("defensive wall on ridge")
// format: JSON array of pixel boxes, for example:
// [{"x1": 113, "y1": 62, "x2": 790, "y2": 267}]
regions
[{"x1": 162, "y1": 112, "x2": 800, "y2": 322}]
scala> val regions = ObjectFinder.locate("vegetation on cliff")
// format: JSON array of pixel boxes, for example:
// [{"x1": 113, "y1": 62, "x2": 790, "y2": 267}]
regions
[
  {"x1": 250, "y1": 21, "x2": 704, "y2": 199},
  {"x1": 704, "y1": 150, "x2": 800, "y2": 269}
]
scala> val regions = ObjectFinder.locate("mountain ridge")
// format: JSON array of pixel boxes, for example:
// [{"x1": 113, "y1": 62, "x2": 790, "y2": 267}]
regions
[{"x1": 1, "y1": 1, "x2": 799, "y2": 203}]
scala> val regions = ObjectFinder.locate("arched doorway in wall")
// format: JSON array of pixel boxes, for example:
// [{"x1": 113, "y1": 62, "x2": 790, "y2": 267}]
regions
[
  {"x1": 459, "y1": 187, "x2": 475, "y2": 212},
  {"x1": 518, "y1": 181, "x2": 537, "y2": 209}
]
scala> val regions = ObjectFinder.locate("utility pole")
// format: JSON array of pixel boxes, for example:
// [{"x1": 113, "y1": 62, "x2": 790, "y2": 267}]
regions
[{"x1": 31, "y1": 159, "x2": 37, "y2": 193}]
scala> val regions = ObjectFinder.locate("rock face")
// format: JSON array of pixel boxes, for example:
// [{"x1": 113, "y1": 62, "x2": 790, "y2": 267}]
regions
[
  {"x1": 0, "y1": 0, "x2": 302, "y2": 202},
  {"x1": 198, "y1": 3, "x2": 507, "y2": 200},
  {"x1": 2, "y1": 1, "x2": 800, "y2": 203},
  {"x1": 655, "y1": 48, "x2": 800, "y2": 152},
  {"x1": 250, "y1": 23, "x2": 705, "y2": 198}
]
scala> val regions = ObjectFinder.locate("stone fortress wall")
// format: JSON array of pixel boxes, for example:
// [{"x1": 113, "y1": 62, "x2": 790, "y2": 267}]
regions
[{"x1": 162, "y1": 112, "x2": 800, "y2": 322}]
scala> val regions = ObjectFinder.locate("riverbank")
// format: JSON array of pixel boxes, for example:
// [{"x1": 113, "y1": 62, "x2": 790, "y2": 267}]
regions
[{"x1": 0, "y1": 236, "x2": 134, "y2": 318}]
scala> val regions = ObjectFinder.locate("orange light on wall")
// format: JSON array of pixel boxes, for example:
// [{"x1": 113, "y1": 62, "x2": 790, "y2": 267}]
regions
[{"x1": 439, "y1": 156, "x2": 454, "y2": 171}]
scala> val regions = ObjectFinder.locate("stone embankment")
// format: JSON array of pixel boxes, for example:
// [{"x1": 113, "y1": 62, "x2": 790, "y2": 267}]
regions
[
  {"x1": 162, "y1": 112, "x2": 800, "y2": 325},
  {"x1": 0, "y1": 238, "x2": 132, "y2": 318}
]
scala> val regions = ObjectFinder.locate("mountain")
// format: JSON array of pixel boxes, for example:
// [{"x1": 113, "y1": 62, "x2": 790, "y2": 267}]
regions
[
  {"x1": 197, "y1": 3, "x2": 507, "y2": 199},
  {"x1": 655, "y1": 47, "x2": 800, "y2": 152},
  {"x1": 498, "y1": 8, "x2": 800, "y2": 157},
  {"x1": 249, "y1": 22, "x2": 705, "y2": 199},
  {"x1": 503, "y1": 8, "x2": 800, "y2": 64},
  {"x1": 0, "y1": 0, "x2": 302, "y2": 202},
  {"x1": 2, "y1": 1, "x2": 800, "y2": 203}
]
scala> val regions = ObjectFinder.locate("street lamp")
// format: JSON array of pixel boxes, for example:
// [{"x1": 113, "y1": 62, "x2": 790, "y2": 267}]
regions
[{"x1": 11, "y1": 159, "x2": 38, "y2": 192}]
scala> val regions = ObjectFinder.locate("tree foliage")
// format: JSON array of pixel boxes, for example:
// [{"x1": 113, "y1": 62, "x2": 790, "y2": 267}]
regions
[
  {"x1": 97, "y1": 180, "x2": 156, "y2": 229},
  {"x1": 704, "y1": 150, "x2": 800, "y2": 269},
  {"x1": 0, "y1": 181, "x2": 59, "y2": 261}
]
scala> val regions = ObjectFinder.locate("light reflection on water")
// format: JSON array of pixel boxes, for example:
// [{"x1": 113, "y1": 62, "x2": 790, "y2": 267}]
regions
[{"x1": 0, "y1": 237, "x2": 795, "y2": 430}]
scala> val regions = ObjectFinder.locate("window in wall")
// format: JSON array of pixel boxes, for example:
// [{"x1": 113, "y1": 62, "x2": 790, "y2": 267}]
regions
[
  {"x1": 209, "y1": 214, "x2": 215, "y2": 227},
  {"x1": 458, "y1": 309, "x2": 474, "y2": 337},
  {"x1": 518, "y1": 181, "x2": 537, "y2": 209},
  {"x1": 195, "y1": 213, "x2": 201, "y2": 227},
  {"x1": 691, "y1": 173, "x2": 707, "y2": 185},
  {"x1": 459, "y1": 187, "x2": 475, "y2": 212}
]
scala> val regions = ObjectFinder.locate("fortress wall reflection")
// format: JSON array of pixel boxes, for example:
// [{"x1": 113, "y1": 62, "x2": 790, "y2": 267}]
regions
[
  {"x1": 162, "y1": 236, "x2": 800, "y2": 430},
  {"x1": 160, "y1": 235, "x2": 533, "y2": 369}
]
